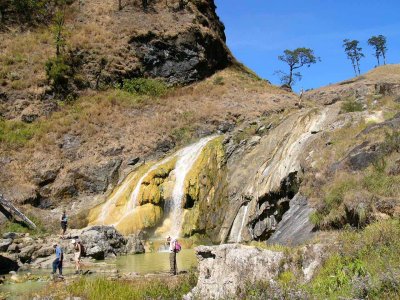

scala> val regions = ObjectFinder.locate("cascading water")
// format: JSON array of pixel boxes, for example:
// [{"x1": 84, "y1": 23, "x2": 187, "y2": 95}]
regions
[
  {"x1": 166, "y1": 136, "x2": 217, "y2": 238},
  {"x1": 98, "y1": 172, "x2": 138, "y2": 225},
  {"x1": 227, "y1": 204, "x2": 249, "y2": 243},
  {"x1": 115, "y1": 156, "x2": 174, "y2": 227},
  {"x1": 236, "y1": 205, "x2": 249, "y2": 243},
  {"x1": 90, "y1": 135, "x2": 218, "y2": 237}
]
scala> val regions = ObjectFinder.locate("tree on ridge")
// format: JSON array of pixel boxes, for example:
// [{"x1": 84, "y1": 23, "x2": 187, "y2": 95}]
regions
[
  {"x1": 368, "y1": 35, "x2": 387, "y2": 66},
  {"x1": 343, "y1": 39, "x2": 364, "y2": 76},
  {"x1": 275, "y1": 47, "x2": 320, "y2": 89}
]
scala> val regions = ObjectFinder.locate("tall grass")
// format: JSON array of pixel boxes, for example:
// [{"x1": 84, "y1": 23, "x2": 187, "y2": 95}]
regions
[{"x1": 67, "y1": 271, "x2": 197, "y2": 300}]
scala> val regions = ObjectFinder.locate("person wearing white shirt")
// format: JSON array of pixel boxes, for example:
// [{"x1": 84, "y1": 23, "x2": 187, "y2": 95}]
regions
[{"x1": 167, "y1": 236, "x2": 177, "y2": 275}]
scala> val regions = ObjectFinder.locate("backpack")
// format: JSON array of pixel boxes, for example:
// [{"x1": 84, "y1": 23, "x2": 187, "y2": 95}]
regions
[
  {"x1": 174, "y1": 241, "x2": 182, "y2": 253},
  {"x1": 79, "y1": 242, "x2": 86, "y2": 257}
]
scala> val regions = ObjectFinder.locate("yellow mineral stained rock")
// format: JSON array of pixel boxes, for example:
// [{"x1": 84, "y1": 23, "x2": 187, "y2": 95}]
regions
[{"x1": 116, "y1": 204, "x2": 162, "y2": 235}]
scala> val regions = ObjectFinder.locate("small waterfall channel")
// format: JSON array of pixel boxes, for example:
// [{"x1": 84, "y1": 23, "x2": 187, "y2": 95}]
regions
[
  {"x1": 92, "y1": 136, "x2": 217, "y2": 237},
  {"x1": 166, "y1": 135, "x2": 216, "y2": 238}
]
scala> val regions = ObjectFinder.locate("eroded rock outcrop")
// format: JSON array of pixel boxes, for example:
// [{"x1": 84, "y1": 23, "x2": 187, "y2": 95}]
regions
[{"x1": 186, "y1": 244, "x2": 326, "y2": 299}]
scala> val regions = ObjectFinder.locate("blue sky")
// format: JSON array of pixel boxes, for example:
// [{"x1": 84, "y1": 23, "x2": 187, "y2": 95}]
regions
[{"x1": 215, "y1": 0, "x2": 400, "y2": 92}]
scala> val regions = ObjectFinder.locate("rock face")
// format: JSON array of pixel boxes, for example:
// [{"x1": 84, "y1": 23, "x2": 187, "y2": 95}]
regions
[
  {"x1": 187, "y1": 244, "x2": 326, "y2": 299},
  {"x1": 221, "y1": 106, "x2": 340, "y2": 244},
  {"x1": 267, "y1": 194, "x2": 315, "y2": 246},
  {"x1": 130, "y1": 28, "x2": 230, "y2": 84},
  {"x1": 188, "y1": 244, "x2": 284, "y2": 299}
]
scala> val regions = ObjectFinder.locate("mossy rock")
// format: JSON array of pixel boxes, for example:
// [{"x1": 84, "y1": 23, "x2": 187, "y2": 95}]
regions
[{"x1": 116, "y1": 203, "x2": 163, "y2": 235}]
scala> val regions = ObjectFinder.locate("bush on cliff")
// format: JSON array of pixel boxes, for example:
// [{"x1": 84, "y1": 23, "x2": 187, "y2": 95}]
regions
[{"x1": 121, "y1": 78, "x2": 168, "y2": 97}]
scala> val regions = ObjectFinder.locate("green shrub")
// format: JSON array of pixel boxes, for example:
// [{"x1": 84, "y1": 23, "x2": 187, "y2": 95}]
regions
[
  {"x1": 45, "y1": 56, "x2": 72, "y2": 92},
  {"x1": 0, "y1": 119, "x2": 42, "y2": 147},
  {"x1": 12, "y1": 0, "x2": 47, "y2": 22},
  {"x1": 341, "y1": 99, "x2": 363, "y2": 113},
  {"x1": 121, "y1": 78, "x2": 168, "y2": 97}
]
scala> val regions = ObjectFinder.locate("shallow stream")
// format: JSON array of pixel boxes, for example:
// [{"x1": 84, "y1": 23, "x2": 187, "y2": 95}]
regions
[{"x1": 0, "y1": 249, "x2": 197, "y2": 299}]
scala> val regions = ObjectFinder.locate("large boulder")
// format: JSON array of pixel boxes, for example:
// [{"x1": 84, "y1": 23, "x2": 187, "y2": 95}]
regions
[
  {"x1": 79, "y1": 226, "x2": 127, "y2": 260},
  {"x1": 124, "y1": 234, "x2": 145, "y2": 255},
  {"x1": 186, "y1": 243, "x2": 327, "y2": 299},
  {"x1": 187, "y1": 244, "x2": 284, "y2": 299}
]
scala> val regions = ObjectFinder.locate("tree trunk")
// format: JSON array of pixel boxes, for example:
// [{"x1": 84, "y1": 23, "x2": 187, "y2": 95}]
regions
[
  {"x1": 118, "y1": 0, "x2": 122, "y2": 10},
  {"x1": 288, "y1": 66, "x2": 293, "y2": 87},
  {"x1": 376, "y1": 54, "x2": 380, "y2": 67},
  {"x1": 382, "y1": 52, "x2": 386, "y2": 65},
  {"x1": 351, "y1": 59, "x2": 357, "y2": 76},
  {"x1": 0, "y1": 195, "x2": 37, "y2": 229}
]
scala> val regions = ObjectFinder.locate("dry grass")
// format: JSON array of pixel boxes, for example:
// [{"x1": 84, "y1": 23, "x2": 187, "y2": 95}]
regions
[{"x1": 0, "y1": 28, "x2": 52, "y2": 93}]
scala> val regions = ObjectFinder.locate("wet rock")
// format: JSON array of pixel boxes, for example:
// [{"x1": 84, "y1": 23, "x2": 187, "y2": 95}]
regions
[
  {"x1": 0, "y1": 255, "x2": 18, "y2": 274},
  {"x1": 0, "y1": 239, "x2": 12, "y2": 252},
  {"x1": 268, "y1": 194, "x2": 315, "y2": 246},
  {"x1": 332, "y1": 141, "x2": 382, "y2": 172},
  {"x1": 187, "y1": 244, "x2": 284, "y2": 299}
]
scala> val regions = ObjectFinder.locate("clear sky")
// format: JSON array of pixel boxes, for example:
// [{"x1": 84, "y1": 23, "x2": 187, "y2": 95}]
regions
[{"x1": 214, "y1": 0, "x2": 400, "y2": 92}]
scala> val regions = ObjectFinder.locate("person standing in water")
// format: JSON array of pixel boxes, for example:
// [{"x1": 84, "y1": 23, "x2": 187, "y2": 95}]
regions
[
  {"x1": 60, "y1": 210, "x2": 68, "y2": 239},
  {"x1": 52, "y1": 243, "x2": 63, "y2": 278},
  {"x1": 167, "y1": 236, "x2": 177, "y2": 275}
]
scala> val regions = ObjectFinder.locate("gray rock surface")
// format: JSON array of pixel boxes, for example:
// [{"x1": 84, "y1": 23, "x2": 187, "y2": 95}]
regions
[
  {"x1": 188, "y1": 244, "x2": 284, "y2": 299},
  {"x1": 267, "y1": 194, "x2": 315, "y2": 246},
  {"x1": 186, "y1": 243, "x2": 326, "y2": 299}
]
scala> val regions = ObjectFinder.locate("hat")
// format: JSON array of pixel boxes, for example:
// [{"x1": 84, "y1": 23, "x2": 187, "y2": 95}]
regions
[{"x1": 71, "y1": 239, "x2": 76, "y2": 244}]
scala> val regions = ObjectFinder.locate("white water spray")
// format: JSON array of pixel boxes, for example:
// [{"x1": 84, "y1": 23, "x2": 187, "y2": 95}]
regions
[
  {"x1": 236, "y1": 204, "x2": 249, "y2": 243},
  {"x1": 167, "y1": 136, "x2": 217, "y2": 238},
  {"x1": 115, "y1": 156, "x2": 174, "y2": 226}
]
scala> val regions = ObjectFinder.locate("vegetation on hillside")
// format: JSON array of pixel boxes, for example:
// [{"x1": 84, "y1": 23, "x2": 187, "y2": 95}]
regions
[{"x1": 241, "y1": 219, "x2": 400, "y2": 299}]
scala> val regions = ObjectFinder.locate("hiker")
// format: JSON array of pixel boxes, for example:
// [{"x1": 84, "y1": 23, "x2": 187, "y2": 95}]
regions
[
  {"x1": 167, "y1": 236, "x2": 181, "y2": 275},
  {"x1": 52, "y1": 243, "x2": 63, "y2": 277},
  {"x1": 71, "y1": 239, "x2": 82, "y2": 274},
  {"x1": 60, "y1": 210, "x2": 68, "y2": 239}
]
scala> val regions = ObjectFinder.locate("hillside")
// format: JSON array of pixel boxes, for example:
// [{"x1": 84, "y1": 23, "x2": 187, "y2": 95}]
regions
[
  {"x1": 0, "y1": 1, "x2": 400, "y2": 299},
  {"x1": 0, "y1": 0, "x2": 297, "y2": 228}
]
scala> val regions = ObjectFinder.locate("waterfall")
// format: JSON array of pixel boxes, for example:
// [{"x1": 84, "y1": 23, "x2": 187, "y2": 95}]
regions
[
  {"x1": 115, "y1": 156, "x2": 174, "y2": 226},
  {"x1": 236, "y1": 205, "x2": 249, "y2": 243},
  {"x1": 98, "y1": 172, "x2": 138, "y2": 225},
  {"x1": 90, "y1": 135, "x2": 218, "y2": 236},
  {"x1": 227, "y1": 204, "x2": 249, "y2": 243},
  {"x1": 166, "y1": 136, "x2": 217, "y2": 238}
]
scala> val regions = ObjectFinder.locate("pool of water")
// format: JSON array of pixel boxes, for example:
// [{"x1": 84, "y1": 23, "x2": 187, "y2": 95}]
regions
[
  {"x1": 115, "y1": 249, "x2": 197, "y2": 274},
  {"x1": 0, "y1": 249, "x2": 197, "y2": 299}
]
